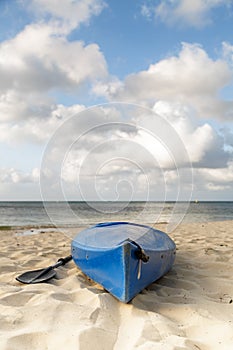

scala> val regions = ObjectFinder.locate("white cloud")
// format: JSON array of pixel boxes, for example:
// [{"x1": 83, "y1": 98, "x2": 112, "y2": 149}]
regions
[
  {"x1": 140, "y1": 4, "x2": 152, "y2": 20},
  {"x1": 206, "y1": 182, "x2": 231, "y2": 191},
  {"x1": 142, "y1": 0, "x2": 232, "y2": 28},
  {"x1": 0, "y1": 167, "x2": 39, "y2": 183},
  {"x1": 0, "y1": 0, "x2": 108, "y2": 126},
  {"x1": 197, "y1": 162, "x2": 233, "y2": 183},
  {"x1": 152, "y1": 101, "x2": 229, "y2": 167},
  {"x1": 99, "y1": 43, "x2": 233, "y2": 120},
  {"x1": 189, "y1": 161, "x2": 233, "y2": 197},
  {"x1": 0, "y1": 103, "x2": 85, "y2": 144},
  {"x1": 0, "y1": 23, "x2": 108, "y2": 97},
  {"x1": 0, "y1": 167, "x2": 42, "y2": 200},
  {"x1": 39, "y1": 104, "x2": 193, "y2": 202},
  {"x1": 2, "y1": 101, "x2": 231, "y2": 200},
  {"x1": 1, "y1": 1, "x2": 233, "y2": 200},
  {"x1": 222, "y1": 41, "x2": 233, "y2": 69},
  {"x1": 221, "y1": 127, "x2": 233, "y2": 149},
  {"x1": 92, "y1": 78, "x2": 123, "y2": 99},
  {"x1": 29, "y1": 0, "x2": 106, "y2": 33},
  {"x1": 0, "y1": 16, "x2": 108, "y2": 139},
  {"x1": 53, "y1": 103, "x2": 230, "y2": 187}
]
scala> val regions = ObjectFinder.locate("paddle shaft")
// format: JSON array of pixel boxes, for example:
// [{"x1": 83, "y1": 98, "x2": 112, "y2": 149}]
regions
[{"x1": 28, "y1": 255, "x2": 72, "y2": 283}]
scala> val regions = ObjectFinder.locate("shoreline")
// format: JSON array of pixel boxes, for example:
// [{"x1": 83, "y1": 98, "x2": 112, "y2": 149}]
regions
[
  {"x1": 1, "y1": 218, "x2": 233, "y2": 231},
  {"x1": 1, "y1": 221, "x2": 233, "y2": 349}
]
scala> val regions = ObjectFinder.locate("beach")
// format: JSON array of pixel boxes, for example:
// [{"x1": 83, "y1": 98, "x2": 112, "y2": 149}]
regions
[{"x1": 0, "y1": 221, "x2": 233, "y2": 350}]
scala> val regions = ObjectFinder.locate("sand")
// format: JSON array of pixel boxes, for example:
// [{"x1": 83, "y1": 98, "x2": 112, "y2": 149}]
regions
[{"x1": 0, "y1": 221, "x2": 233, "y2": 350}]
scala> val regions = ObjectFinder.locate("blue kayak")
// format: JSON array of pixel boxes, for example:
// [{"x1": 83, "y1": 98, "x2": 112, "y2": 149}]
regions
[{"x1": 71, "y1": 222, "x2": 176, "y2": 303}]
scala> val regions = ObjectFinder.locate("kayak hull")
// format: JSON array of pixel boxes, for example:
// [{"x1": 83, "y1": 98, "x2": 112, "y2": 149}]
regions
[{"x1": 71, "y1": 222, "x2": 176, "y2": 303}]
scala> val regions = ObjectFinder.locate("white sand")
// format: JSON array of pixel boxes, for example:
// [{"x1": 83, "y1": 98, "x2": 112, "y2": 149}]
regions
[{"x1": 0, "y1": 221, "x2": 233, "y2": 350}]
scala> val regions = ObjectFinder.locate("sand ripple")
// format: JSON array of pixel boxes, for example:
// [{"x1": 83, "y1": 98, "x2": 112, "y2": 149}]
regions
[{"x1": 0, "y1": 222, "x2": 233, "y2": 349}]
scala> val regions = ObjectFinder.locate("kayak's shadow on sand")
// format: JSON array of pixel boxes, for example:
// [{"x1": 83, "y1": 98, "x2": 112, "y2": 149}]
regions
[
  {"x1": 131, "y1": 248, "x2": 224, "y2": 311},
  {"x1": 73, "y1": 246, "x2": 231, "y2": 311}
]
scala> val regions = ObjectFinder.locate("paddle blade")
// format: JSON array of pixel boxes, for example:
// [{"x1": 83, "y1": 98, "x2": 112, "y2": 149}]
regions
[{"x1": 16, "y1": 268, "x2": 56, "y2": 284}]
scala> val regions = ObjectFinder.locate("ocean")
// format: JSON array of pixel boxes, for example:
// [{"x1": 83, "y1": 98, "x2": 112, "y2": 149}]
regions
[{"x1": 0, "y1": 201, "x2": 232, "y2": 228}]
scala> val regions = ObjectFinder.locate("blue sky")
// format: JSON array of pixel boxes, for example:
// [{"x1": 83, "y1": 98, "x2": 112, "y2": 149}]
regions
[
  {"x1": 0, "y1": 0, "x2": 233, "y2": 201},
  {"x1": 74, "y1": 1, "x2": 233, "y2": 77}
]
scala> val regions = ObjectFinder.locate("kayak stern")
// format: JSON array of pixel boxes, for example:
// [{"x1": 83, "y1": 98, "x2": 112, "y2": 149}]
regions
[{"x1": 72, "y1": 236, "x2": 175, "y2": 303}]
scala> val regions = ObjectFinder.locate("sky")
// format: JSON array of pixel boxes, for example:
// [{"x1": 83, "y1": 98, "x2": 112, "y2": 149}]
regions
[{"x1": 0, "y1": 0, "x2": 233, "y2": 201}]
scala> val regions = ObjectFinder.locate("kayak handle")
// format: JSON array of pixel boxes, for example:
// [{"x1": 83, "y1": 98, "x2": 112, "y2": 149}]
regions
[{"x1": 130, "y1": 240, "x2": 150, "y2": 263}]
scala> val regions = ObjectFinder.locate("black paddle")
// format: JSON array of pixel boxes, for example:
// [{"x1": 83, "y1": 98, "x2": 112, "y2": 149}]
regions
[{"x1": 16, "y1": 255, "x2": 72, "y2": 284}]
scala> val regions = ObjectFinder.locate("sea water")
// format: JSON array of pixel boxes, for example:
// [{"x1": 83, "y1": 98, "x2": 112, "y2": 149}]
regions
[{"x1": 0, "y1": 201, "x2": 232, "y2": 227}]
